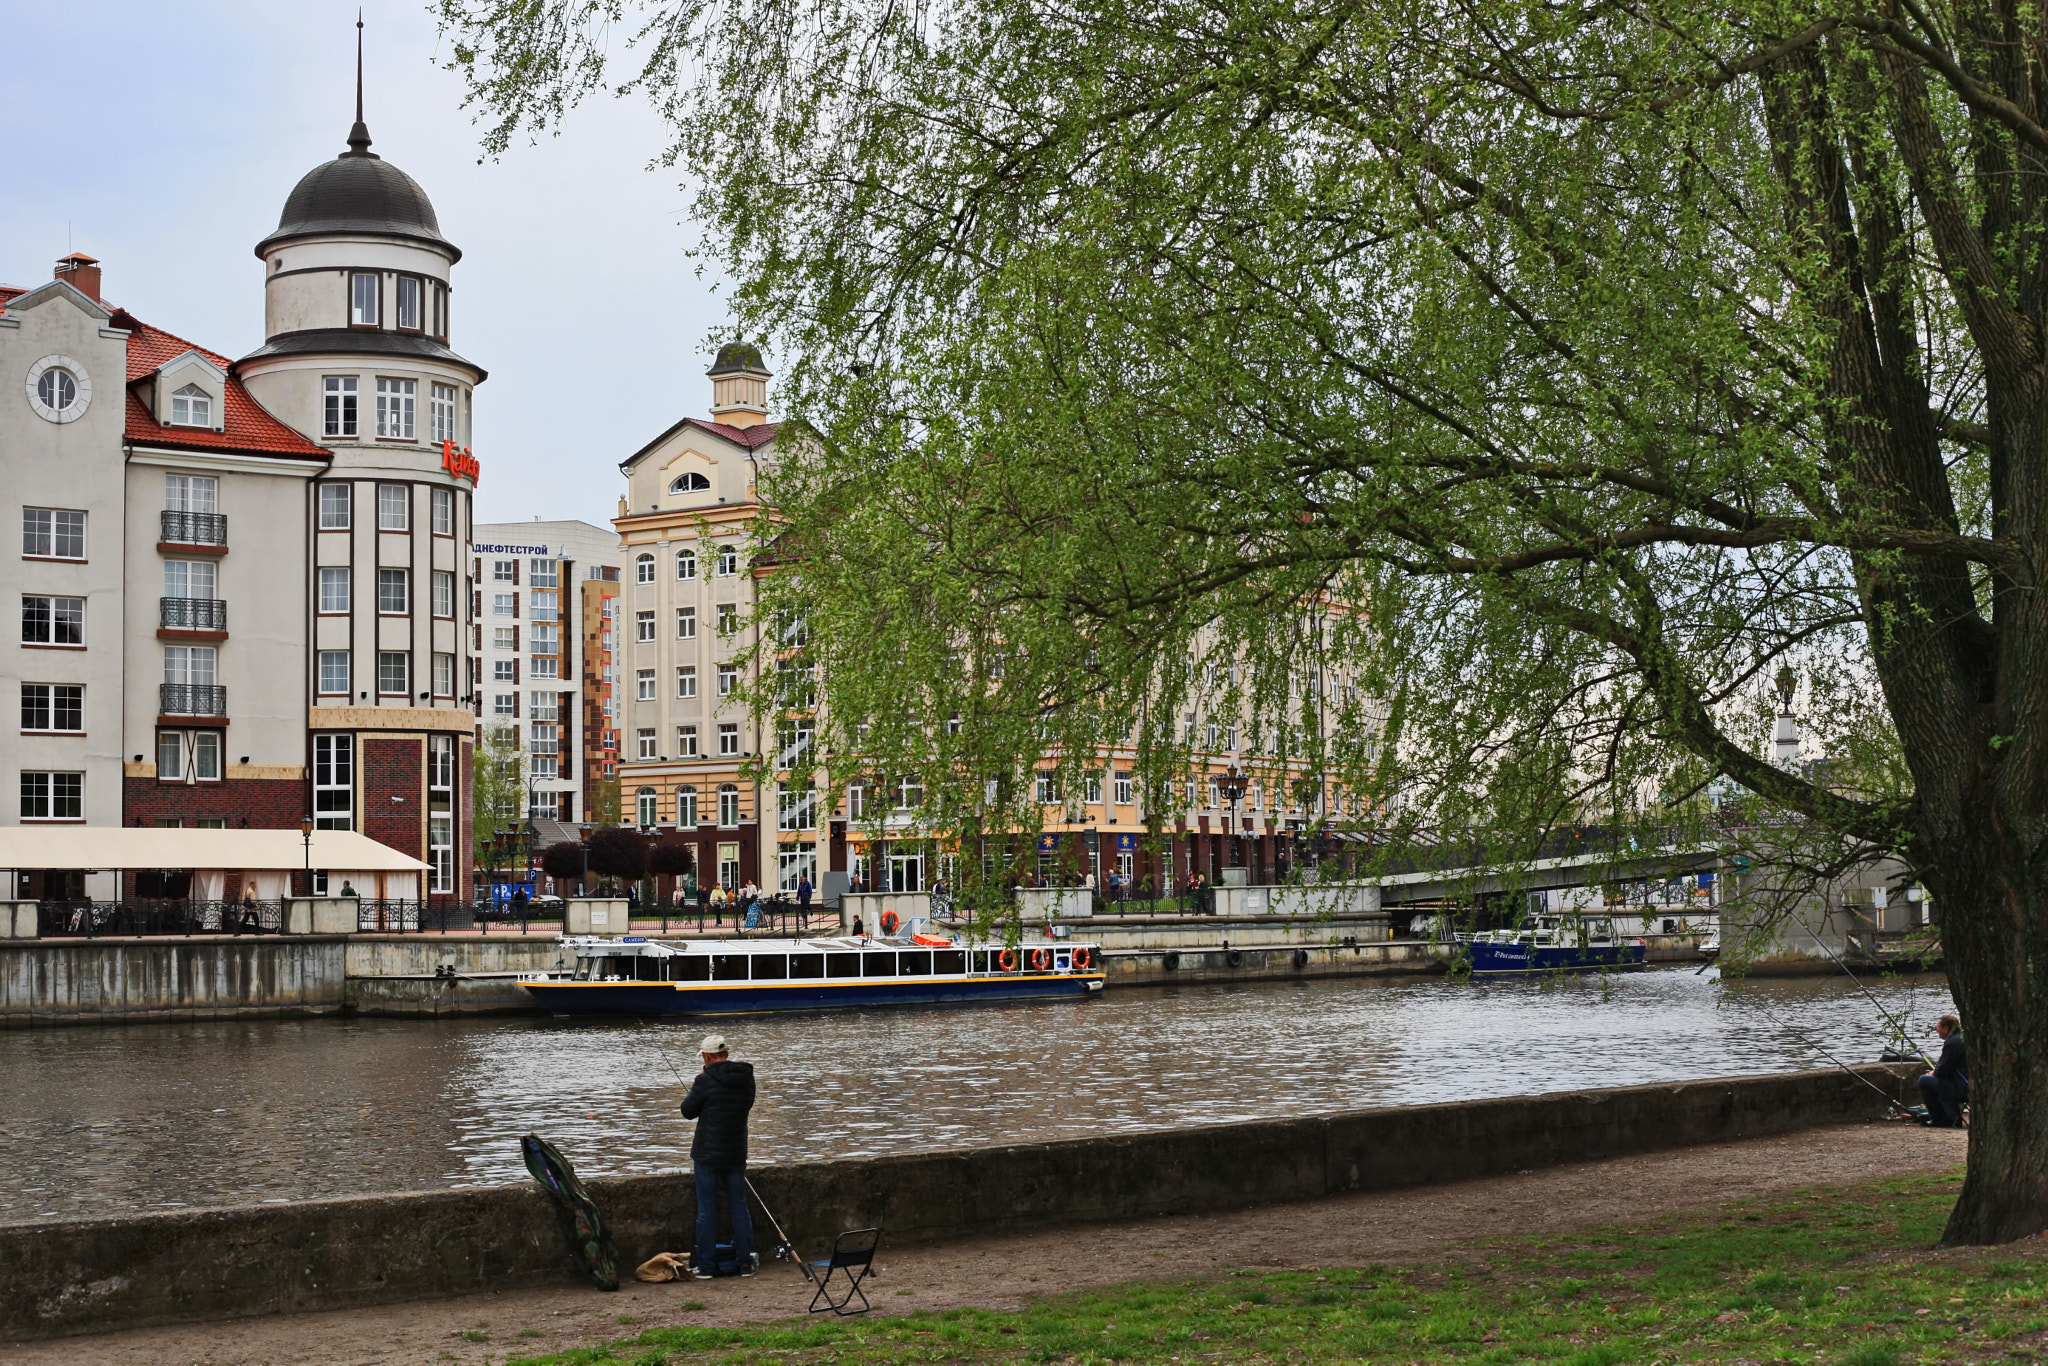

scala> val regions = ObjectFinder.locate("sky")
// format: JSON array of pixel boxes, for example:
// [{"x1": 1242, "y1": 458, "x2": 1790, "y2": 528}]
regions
[{"x1": 0, "y1": 0, "x2": 731, "y2": 532}]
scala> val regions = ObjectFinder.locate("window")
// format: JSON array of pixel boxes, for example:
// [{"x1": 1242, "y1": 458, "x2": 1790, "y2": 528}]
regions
[
  {"x1": 716, "y1": 604, "x2": 740, "y2": 635},
  {"x1": 635, "y1": 553, "x2": 655, "y2": 583},
  {"x1": 718, "y1": 722, "x2": 740, "y2": 756},
  {"x1": 21, "y1": 684, "x2": 83, "y2": 732},
  {"x1": 636, "y1": 787, "x2": 659, "y2": 827},
  {"x1": 675, "y1": 548, "x2": 697, "y2": 580},
  {"x1": 636, "y1": 610, "x2": 656, "y2": 642},
  {"x1": 377, "y1": 484, "x2": 410, "y2": 531},
  {"x1": 318, "y1": 482, "x2": 352, "y2": 528},
  {"x1": 431, "y1": 485, "x2": 453, "y2": 535},
  {"x1": 396, "y1": 275, "x2": 422, "y2": 331},
  {"x1": 20, "y1": 771, "x2": 82, "y2": 820},
  {"x1": 677, "y1": 666, "x2": 697, "y2": 699},
  {"x1": 171, "y1": 384, "x2": 211, "y2": 426},
  {"x1": 427, "y1": 571, "x2": 454, "y2": 619},
  {"x1": 433, "y1": 653, "x2": 455, "y2": 696},
  {"x1": 778, "y1": 787, "x2": 818, "y2": 831},
  {"x1": 1115, "y1": 770, "x2": 1133, "y2": 806},
  {"x1": 717, "y1": 664, "x2": 738, "y2": 697},
  {"x1": 157, "y1": 730, "x2": 222, "y2": 784},
  {"x1": 637, "y1": 728, "x2": 657, "y2": 759},
  {"x1": 377, "y1": 568, "x2": 409, "y2": 614},
  {"x1": 378, "y1": 651, "x2": 409, "y2": 695},
  {"x1": 1037, "y1": 771, "x2": 1059, "y2": 804},
  {"x1": 350, "y1": 272, "x2": 379, "y2": 326},
  {"x1": 427, "y1": 734, "x2": 454, "y2": 890},
  {"x1": 492, "y1": 559, "x2": 516, "y2": 582},
  {"x1": 493, "y1": 692, "x2": 517, "y2": 715},
  {"x1": 1086, "y1": 771, "x2": 1103, "y2": 804},
  {"x1": 530, "y1": 623, "x2": 557, "y2": 652},
  {"x1": 678, "y1": 724, "x2": 699, "y2": 756},
  {"x1": 898, "y1": 774, "x2": 925, "y2": 809},
  {"x1": 163, "y1": 560, "x2": 217, "y2": 600},
  {"x1": 318, "y1": 567, "x2": 350, "y2": 613},
  {"x1": 676, "y1": 785, "x2": 698, "y2": 824},
  {"x1": 375, "y1": 379, "x2": 416, "y2": 439},
  {"x1": 431, "y1": 281, "x2": 447, "y2": 337},
  {"x1": 531, "y1": 654, "x2": 559, "y2": 679},
  {"x1": 35, "y1": 369, "x2": 77, "y2": 412},
  {"x1": 323, "y1": 377, "x2": 359, "y2": 438},
  {"x1": 23, "y1": 596, "x2": 85, "y2": 646},
  {"x1": 847, "y1": 781, "x2": 869, "y2": 820},
  {"x1": 529, "y1": 691, "x2": 559, "y2": 721},
  {"x1": 313, "y1": 734, "x2": 353, "y2": 828},
  {"x1": 676, "y1": 607, "x2": 696, "y2": 639},
  {"x1": 493, "y1": 593, "x2": 516, "y2": 615},
  {"x1": 318, "y1": 651, "x2": 350, "y2": 695},
  {"x1": 23, "y1": 508, "x2": 85, "y2": 559},
  {"x1": 637, "y1": 669, "x2": 656, "y2": 701},
  {"x1": 166, "y1": 474, "x2": 218, "y2": 514},
  {"x1": 493, "y1": 627, "x2": 516, "y2": 649},
  {"x1": 715, "y1": 544, "x2": 739, "y2": 576},
  {"x1": 668, "y1": 472, "x2": 712, "y2": 494},
  {"x1": 718, "y1": 783, "x2": 741, "y2": 825},
  {"x1": 494, "y1": 659, "x2": 517, "y2": 681}
]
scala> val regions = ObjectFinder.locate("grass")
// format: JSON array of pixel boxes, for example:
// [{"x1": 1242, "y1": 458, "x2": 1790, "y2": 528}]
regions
[{"x1": 505, "y1": 1171, "x2": 2048, "y2": 1366}]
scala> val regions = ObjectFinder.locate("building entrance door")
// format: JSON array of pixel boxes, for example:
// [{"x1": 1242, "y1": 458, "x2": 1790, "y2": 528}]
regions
[{"x1": 887, "y1": 851, "x2": 923, "y2": 892}]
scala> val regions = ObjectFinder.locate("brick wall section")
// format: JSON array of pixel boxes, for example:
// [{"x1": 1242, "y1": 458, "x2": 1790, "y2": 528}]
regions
[
  {"x1": 360, "y1": 736, "x2": 424, "y2": 865},
  {"x1": 120, "y1": 776, "x2": 311, "y2": 898}
]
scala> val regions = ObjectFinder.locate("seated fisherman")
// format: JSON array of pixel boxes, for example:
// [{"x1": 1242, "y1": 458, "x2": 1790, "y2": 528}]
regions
[{"x1": 1917, "y1": 1014, "x2": 1968, "y2": 1128}]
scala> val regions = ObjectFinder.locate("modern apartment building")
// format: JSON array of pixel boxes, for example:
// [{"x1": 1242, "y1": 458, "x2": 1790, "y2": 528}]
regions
[
  {"x1": 0, "y1": 101, "x2": 484, "y2": 901},
  {"x1": 469, "y1": 520, "x2": 620, "y2": 821}
]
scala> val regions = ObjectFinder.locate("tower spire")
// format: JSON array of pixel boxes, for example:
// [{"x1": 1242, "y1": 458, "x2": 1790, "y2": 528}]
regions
[{"x1": 345, "y1": 10, "x2": 376, "y2": 157}]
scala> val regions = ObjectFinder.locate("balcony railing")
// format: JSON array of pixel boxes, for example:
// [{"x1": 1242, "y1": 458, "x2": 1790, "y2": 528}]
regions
[
  {"x1": 160, "y1": 597, "x2": 227, "y2": 631},
  {"x1": 160, "y1": 510, "x2": 227, "y2": 546},
  {"x1": 160, "y1": 683, "x2": 227, "y2": 717}
]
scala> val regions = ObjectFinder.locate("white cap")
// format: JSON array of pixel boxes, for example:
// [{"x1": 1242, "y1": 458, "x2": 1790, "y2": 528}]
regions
[{"x1": 699, "y1": 1034, "x2": 729, "y2": 1055}]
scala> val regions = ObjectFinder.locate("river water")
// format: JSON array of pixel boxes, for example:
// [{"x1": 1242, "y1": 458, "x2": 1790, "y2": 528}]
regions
[{"x1": 0, "y1": 968, "x2": 1952, "y2": 1225}]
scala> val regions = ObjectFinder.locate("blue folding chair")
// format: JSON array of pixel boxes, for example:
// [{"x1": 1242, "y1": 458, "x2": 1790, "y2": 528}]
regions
[{"x1": 806, "y1": 1227, "x2": 881, "y2": 1315}]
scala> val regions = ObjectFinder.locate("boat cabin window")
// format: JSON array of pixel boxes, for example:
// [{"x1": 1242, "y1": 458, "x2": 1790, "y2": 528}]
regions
[
  {"x1": 675, "y1": 955, "x2": 710, "y2": 981},
  {"x1": 970, "y1": 950, "x2": 990, "y2": 973},
  {"x1": 934, "y1": 950, "x2": 966, "y2": 975},
  {"x1": 712, "y1": 954, "x2": 749, "y2": 981},
  {"x1": 897, "y1": 950, "x2": 931, "y2": 976},
  {"x1": 751, "y1": 954, "x2": 788, "y2": 980},
  {"x1": 826, "y1": 952, "x2": 860, "y2": 978},
  {"x1": 790, "y1": 953, "x2": 825, "y2": 978},
  {"x1": 585, "y1": 955, "x2": 634, "y2": 980},
  {"x1": 635, "y1": 957, "x2": 666, "y2": 982},
  {"x1": 862, "y1": 951, "x2": 897, "y2": 977}
]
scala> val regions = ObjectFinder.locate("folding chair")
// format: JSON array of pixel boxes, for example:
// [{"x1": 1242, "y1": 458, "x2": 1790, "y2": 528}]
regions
[{"x1": 806, "y1": 1227, "x2": 882, "y2": 1315}]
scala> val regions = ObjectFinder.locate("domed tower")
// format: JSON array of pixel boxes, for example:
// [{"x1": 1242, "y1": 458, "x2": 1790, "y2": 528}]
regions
[{"x1": 238, "y1": 49, "x2": 483, "y2": 897}]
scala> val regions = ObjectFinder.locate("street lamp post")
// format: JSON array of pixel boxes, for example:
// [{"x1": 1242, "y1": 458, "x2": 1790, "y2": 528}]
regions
[
  {"x1": 1218, "y1": 766, "x2": 1249, "y2": 886},
  {"x1": 300, "y1": 815, "x2": 314, "y2": 899}
]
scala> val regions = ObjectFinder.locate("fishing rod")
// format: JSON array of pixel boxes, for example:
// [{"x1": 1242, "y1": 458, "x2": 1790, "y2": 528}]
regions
[
  {"x1": 1805, "y1": 928, "x2": 1933, "y2": 1067},
  {"x1": 1777, "y1": 1020, "x2": 1908, "y2": 1111}
]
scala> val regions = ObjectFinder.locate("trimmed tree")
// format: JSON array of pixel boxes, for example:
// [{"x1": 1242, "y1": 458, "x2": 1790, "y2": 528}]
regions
[
  {"x1": 584, "y1": 827, "x2": 648, "y2": 891},
  {"x1": 539, "y1": 841, "x2": 586, "y2": 895}
]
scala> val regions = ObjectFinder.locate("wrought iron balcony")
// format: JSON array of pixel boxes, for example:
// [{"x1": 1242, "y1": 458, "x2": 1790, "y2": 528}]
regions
[
  {"x1": 159, "y1": 684, "x2": 227, "y2": 717},
  {"x1": 160, "y1": 510, "x2": 227, "y2": 546},
  {"x1": 160, "y1": 597, "x2": 227, "y2": 631}
]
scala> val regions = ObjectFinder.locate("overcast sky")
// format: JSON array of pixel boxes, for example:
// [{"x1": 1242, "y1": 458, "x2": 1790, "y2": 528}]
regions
[{"x1": 1, "y1": 0, "x2": 730, "y2": 533}]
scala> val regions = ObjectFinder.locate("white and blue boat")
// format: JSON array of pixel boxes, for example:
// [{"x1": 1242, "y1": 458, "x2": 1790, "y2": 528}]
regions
[
  {"x1": 1456, "y1": 916, "x2": 1649, "y2": 975},
  {"x1": 519, "y1": 931, "x2": 1106, "y2": 1017}
]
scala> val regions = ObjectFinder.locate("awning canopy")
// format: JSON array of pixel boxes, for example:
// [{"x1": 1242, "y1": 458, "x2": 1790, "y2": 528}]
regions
[{"x1": 0, "y1": 827, "x2": 429, "y2": 872}]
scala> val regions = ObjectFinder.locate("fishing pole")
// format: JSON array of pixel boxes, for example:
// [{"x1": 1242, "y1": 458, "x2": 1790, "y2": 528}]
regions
[
  {"x1": 640, "y1": 1019, "x2": 691, "y2": 1087},
  {"x1": 1805, "y1": 928, "x2": 1933, "y2": 1067},
  {"x1": 1778, "y1": 1021, "x2": 1907, "y2": 1109}
]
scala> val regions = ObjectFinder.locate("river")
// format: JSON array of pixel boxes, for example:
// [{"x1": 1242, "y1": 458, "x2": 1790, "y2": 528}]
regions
[{"x1": 0, "y1": 967, "x2": 1952, "y2": 1224}]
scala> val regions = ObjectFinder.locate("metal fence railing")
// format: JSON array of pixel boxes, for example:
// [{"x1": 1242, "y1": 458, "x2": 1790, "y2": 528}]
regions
[
  {"x1": 159, "y1": 683, "x2": 227, "y2": 717},
  {"x1": 160, "y1": 596, "x2": 227, "y2": 631},
  {"x1": 355, "y1": 900, "x2": 477, "y2": 933},
  {"x1": 36, "y1": 900, "x2": 282, "y2": 937},
  {"x1": 160, "y1": 510, "x2": 227, "y2": 546}
]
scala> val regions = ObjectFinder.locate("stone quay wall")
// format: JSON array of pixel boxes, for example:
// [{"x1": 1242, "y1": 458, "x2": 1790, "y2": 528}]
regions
[
  {"x1": 0, "y1": 938, "x2": 345, "y2": 1026},
  {"x1": 0, "y1": 1064, "x2": 1917, "y2": 1341}
]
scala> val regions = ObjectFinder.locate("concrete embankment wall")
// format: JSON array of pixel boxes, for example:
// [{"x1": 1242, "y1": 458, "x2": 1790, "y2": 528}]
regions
[
  {"x1": 0, "y1": 1064, "x2": 1916, "y2": 1341},
  {"x1": 0, "y1": 939, "x2": 345, "y2": 1026}
]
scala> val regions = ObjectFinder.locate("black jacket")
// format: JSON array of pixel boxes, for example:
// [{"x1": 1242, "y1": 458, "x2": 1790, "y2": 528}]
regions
[
  {"x1": 1930, "y1": 1031, "x2": 1968, "y2": 1098},
  {"x1": 680, "y1": 1060, "x2": 756, "y2": 1166}
]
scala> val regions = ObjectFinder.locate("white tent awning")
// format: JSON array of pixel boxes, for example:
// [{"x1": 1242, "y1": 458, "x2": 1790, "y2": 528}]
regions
[{"x1": 0, "y1": 827, "x2": 429, "y2": 872}]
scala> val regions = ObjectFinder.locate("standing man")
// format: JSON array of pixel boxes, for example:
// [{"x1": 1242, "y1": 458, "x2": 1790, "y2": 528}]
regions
[
  {"x1": 796, "y1": 872, "x2": 813, "y2": 926},
  {"x1": 680, "y1": 1033, "x2": 757, "y2": 1277},
  {"x1": 1918, "y1": 1014, "x2": 1969, "y2": 1128}
]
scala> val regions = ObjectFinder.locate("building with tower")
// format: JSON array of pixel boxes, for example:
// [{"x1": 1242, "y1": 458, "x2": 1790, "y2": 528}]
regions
[{"x1": 0, "y1": 80, "x2": 482, "y2": 904}]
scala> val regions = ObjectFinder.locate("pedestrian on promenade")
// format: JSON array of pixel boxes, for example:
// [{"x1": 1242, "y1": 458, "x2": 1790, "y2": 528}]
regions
[
  {"x1": 795, "y1": 873, "x2": 813, "y2": 927},
  {"x1": 709, "y1": 883, "x2": 727, "y2": 925},
  {"x1": 1919, "y1": 1014, "x2": 1969, "y2": 1128},
  {"x1": 679, "y1": 1033, "x2": 757, "y2": 1278}
]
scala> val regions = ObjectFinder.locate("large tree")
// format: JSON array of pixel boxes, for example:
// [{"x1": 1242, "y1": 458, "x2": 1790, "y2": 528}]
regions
[{"x1": 444, "y1": 0, "x2": 2048, "y2": 1241}]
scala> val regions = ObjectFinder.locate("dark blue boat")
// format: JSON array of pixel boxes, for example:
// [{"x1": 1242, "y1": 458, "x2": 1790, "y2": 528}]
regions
[
  {"x1": 520, "y1": 934, "x2": 1105, "y2": 1017},
  {"x1": 1457, "y1": 917, "x2": 1649, "y2": 975}
]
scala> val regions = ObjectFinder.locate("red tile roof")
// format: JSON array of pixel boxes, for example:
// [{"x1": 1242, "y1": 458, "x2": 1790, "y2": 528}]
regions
[
  {"x1": 115, "y1": 311, "x2": 330, "y2": 459},
  {"x1": 684, "y1": 416, "x2": 780, "y2": 449}
]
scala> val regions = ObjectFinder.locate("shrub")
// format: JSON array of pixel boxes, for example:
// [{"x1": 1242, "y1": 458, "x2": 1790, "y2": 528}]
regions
[{"x1": 586, "y1": 826, "x2": 649, "y2": 882}]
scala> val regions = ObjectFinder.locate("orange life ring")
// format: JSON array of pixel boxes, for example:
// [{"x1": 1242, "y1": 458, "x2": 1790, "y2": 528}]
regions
[
  {"x1": 998, "y1": 949, "x2": 1019, "y2": 971},
  {"x1": 1071, "y1": 947, "x2": 1092, "y2": 970},
  {"x1": 879, "y1": 910, "x2": 900, "y2": 934},
  {"x1": 1028, "y1": 947, "x2": 1053, "y2": 972}
]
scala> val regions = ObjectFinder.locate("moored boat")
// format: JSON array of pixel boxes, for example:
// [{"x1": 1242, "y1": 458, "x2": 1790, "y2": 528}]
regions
[
  {"x1": 519, "y1": 932, "x2": 1106, "y2": 1017},
  {"x1": 1455, "y1": 915, "x2": 1649, "y2": 975}
]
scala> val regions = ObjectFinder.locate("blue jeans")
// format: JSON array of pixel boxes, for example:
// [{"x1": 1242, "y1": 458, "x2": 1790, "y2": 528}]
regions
[{"x1": 694, "y1": 1163, "x2": 753, "y2": 1270}]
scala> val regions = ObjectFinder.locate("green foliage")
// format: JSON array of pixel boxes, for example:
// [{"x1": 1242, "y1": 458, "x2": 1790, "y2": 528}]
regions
[{"x1": 471, "y1": 724, "x2": 525, "y2": 871}]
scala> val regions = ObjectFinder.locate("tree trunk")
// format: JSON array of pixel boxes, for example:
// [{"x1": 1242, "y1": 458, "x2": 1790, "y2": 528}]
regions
[{"x1": 1925, "y1": 828, "x2": 2048, "y2": 1243}]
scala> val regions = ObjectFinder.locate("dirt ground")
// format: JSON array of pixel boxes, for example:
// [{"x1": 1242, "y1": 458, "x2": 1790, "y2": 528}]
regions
[{"x1": 6, "y1": 1122, "x2": 1966, "y2": 1366}]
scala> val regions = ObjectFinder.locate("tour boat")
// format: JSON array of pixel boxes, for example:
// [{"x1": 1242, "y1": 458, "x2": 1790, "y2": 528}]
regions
[
  {"x1": 1455, "y1": 916, "x2": 1649, "y2": 975},
  {"x1": 519, "y1": 932, "x2": 1107, "y2": 1017}
]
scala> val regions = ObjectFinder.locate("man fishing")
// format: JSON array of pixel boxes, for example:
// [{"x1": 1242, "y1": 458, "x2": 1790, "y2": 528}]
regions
[
  {"x1": 1918, "y1": 1014, "x2": 1968, "y2": 1129},
  {"x1": 680, "y1": 1033, "x2": 758, "y2": 1277}
]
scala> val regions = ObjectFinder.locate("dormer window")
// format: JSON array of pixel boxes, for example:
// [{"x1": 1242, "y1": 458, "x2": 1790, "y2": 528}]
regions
[
  {"x1": 350, "y1": 272, "x2": 380, "y2": 327},
  {"x1": 431, "y1": 283, "x2": 448, "y2": 338},
  {"x1": 668, "y1": 472, "x2": 711, "y2": 494},
  {"x1": 170, "y1": 384, "x2": 211, "y2": 427},
  {"x1": 396, "y1": 276, "x2": 422, "y2": 331}
]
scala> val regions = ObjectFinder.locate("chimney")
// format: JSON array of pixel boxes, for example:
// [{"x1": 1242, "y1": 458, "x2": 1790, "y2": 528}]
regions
[{"x1": 54, "y1": 252, "x2": 102, "y2": 302}]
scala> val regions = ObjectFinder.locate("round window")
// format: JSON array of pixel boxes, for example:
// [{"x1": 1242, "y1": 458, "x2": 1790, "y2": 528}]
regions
[
  {"x1": 37, "y1": 369, "x2": 76, "y2": 411},
  {"x1": 25, "y1": 355, "x2": 92, "y2": 424}
]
